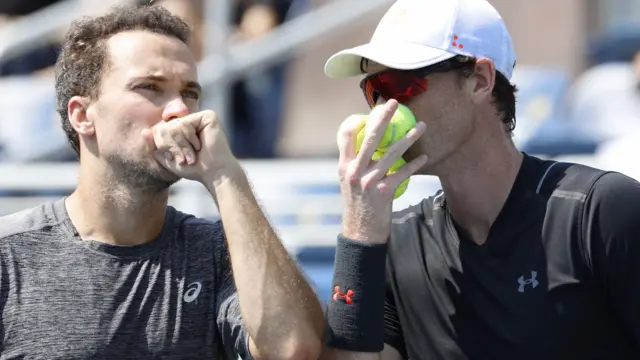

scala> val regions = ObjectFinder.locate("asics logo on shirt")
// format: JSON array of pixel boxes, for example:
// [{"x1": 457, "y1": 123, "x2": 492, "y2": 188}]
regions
[{"x1": 183, "y1": 281, "x2": 202, "y2": 303}]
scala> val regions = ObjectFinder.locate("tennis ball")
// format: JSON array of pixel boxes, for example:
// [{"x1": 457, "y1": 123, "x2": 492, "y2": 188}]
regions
[
  {"x1": 354, "y1": 104, "x2": 417, "y2": 199},
  {"x1": 356, "y1": 104, "x2": 417, "y2": 153},
  {"x1": 371, "y1": 151, "x2": 410, "y2": 199}
]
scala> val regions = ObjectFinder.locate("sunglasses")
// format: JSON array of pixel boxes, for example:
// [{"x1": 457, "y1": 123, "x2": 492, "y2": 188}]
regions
[{"x1": 359, "y1": 57, "x2": 472, "y2": 108}]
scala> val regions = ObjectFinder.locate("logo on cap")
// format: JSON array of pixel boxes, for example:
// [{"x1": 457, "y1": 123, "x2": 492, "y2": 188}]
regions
[{"x1": 451, "y1": 35, "x2": 464, "y2": 49}]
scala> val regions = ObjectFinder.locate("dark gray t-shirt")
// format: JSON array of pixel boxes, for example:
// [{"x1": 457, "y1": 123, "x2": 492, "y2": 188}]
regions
[{"x1": 0, "y1": 198, "x2": 253, "y2": 359}]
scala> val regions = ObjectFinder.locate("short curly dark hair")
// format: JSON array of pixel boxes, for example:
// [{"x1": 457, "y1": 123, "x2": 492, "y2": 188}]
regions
[{"x1": 54, "y1": 5, "x2": 191, "y2": 157}]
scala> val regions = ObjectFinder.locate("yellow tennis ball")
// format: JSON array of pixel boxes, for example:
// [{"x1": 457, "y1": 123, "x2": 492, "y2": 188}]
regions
[
  {"x1": 356, "y1": 104, "x2": 417, "y2": 152},
  {"x1": 371, "y1": 151, "x2": 410, "y2": 199},
  {"x1": 378, "y1": 104, "x2": 417, "y2": 150},
  {"x1": 352, "y1": 104, "x2": 417, "y2": 200}
]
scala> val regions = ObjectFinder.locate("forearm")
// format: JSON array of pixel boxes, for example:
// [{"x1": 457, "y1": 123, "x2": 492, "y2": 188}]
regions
[{"x1": 207, "y1": 165, "x2": 324, "y2": 359}]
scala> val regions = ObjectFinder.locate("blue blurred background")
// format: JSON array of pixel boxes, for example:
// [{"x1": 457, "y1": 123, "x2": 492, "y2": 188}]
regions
[{"x1": 3, "y1": 0, "x2": 640, "y2": 304}]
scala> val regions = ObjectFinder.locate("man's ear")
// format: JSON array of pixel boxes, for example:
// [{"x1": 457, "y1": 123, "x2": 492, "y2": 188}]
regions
[
  {"x1": 470, "y1": 58, "x2": 496, "y2": 104},
  {"x1": 68, "y1": 96, "x2": 95, "y2": 137}
]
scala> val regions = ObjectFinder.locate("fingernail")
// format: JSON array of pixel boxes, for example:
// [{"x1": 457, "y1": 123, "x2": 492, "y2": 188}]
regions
[
  {"x1": 176, "y1": 155, "x2": 184, "y2": 164},
  {"x1": 185, "y1": 154, "x2": 193, "y2": 164}
]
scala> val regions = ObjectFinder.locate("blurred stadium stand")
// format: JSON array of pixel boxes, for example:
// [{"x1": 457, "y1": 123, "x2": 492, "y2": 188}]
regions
[{"x1": 2, "y1": 0, "x2": 640, "y2": 302}]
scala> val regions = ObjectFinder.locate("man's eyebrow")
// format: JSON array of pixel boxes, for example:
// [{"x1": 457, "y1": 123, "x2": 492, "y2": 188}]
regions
[{"x1": 132, "y1": 75, "x2": 202, "y2": 93}]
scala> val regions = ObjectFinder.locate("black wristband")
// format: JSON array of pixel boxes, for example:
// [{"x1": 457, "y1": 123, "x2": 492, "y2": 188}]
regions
[{"x1": 325, "y1": 234, "x2": 388, "y2": 352}]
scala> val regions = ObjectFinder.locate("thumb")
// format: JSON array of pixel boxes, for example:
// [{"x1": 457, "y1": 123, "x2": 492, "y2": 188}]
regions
[{"x1": 338, "y1": 114, "x2": 367, "y2": 163}]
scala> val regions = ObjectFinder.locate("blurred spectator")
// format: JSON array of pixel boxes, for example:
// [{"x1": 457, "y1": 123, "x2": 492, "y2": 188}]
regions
[
  {"x1": 0, "y1": 0, "x2": 136, "y2": 163},
  {"x1": 152, "y1": 0, "x2": 204, "y2": 61},
  {"x1": 0, "y1": 0, "x2": 67, "y2": 163},
  {"x1": 0, "y1": 0, "x2": 63, "y2": 77},
  {"x1": 230, "y1": 0, "x2": 297, "y2": 159},
  {"x1": 591, "y1": 47, "x2": 640, "y2": 177},
  {"x1": 158, "y1": 0, "x2": 304, "y2": 159},
  {"x1": 0, "y1": 76, "x2": 67, "y2": 162},
  {"x1": 0, "y1": 0, "x2": 302, "y2": 161},
  {"x1": 567, "y1": 62, "x2": 640, "y2": 142},
  {"x1": 587, "y1": 27, "x2": 640, "y2": 67}
]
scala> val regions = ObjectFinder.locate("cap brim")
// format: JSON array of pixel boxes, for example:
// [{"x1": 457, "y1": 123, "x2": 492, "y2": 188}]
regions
[{"x1": 324, "y1": 42, "x2": 457, "y2": 79}]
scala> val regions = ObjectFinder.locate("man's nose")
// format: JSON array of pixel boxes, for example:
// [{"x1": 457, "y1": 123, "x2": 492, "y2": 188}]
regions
[{"x1": 162, "y1": 97, "x2": 189, "y2": 121}]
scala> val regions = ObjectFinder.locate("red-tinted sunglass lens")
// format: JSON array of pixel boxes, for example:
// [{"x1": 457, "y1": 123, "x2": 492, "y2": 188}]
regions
[
  {"x1": 362, "y1": 72, "x2": 428, "y2": 108},
  {"x1": 361, "y1": 80, "x2": 380, "y2": 107}
]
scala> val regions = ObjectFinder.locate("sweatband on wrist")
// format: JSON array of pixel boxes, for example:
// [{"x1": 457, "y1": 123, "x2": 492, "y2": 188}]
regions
[{"x1": 325, "y1": 234, "x2": 388, "y2": 352}]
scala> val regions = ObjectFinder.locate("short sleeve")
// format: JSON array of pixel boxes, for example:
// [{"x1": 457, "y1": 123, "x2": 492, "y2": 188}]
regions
[
  {"x1": 213, "y1": 222, "x2": 254, "y2": 359},
  {"x1": 583, "y1": 172, "x2": 640, "y2": 343}
]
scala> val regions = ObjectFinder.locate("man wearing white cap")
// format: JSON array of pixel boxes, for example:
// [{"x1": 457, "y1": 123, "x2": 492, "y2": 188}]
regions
[{"x1": 320, "y1": 0, "x2": 640, "y2": 359}]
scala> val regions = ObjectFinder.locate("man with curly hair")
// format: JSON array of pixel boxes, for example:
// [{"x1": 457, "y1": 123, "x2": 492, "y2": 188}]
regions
[{"x1": 0, "y1": 4, "x2": 323, "y2": 359}]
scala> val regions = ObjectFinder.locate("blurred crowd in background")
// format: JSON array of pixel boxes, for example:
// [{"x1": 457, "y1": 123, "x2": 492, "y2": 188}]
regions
[
  {"x1": 3, "y1": 0, "x2": 640, "y2": 302},
  {"x1": 0, "y1": 0, "x2": 308, "y2": 161},
  {"x1": 1, "y1": 0, "x2": 640, "y2": 163}
]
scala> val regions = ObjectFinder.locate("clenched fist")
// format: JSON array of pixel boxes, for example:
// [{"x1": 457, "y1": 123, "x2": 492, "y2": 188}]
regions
[{"x1": 141, "y1": 110, "x2": 239, "y2": 185}]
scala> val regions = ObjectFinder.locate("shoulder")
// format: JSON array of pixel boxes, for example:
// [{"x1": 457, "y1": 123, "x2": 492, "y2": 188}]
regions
[
  {"x1": 544, "y1": 160, "x2": 640, "y2": 208},
  {"x1": 589, "y1": 171, "x2": 640, "y2": 203},
  {"x1": 584, "y1": 171, "x2": 640, "y2": 225},
  {"x1": 544, "y1": 161, "x2": 640, "y2": 246},
  {"x1": 578, "y1": 171, "x2": 640, "y2": 275},
  {"x1": 391, "y1": 189, "x2": 445, "y2": 227},
  {"x1": 536, "y1": 159, "x2": 614, "y2": 206},
  {"x1": 388, "y1": 190, "x2": 446, "y2": 257},
  {"x1": 0, "y1": 202, "x2": 60, "y2": 241}
]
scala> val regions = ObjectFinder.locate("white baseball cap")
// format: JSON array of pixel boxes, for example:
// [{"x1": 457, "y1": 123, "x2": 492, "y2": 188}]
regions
[{"x1": 324, "y1": 0, "x2": 516, "y2": 80}]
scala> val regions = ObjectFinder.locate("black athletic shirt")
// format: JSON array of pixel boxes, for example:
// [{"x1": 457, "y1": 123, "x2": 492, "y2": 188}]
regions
[{"x1": 383, "y1": 153, "x2": 640, "y2": 360}]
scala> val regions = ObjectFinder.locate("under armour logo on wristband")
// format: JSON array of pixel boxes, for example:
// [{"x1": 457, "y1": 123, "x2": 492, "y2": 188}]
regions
[{"x1": 333, "y1": 286, "x2": 354, "y2": 304}]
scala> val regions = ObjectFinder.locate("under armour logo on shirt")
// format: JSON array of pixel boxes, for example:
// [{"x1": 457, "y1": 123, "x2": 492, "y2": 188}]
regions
[{"x1": 517, "y1": 271, "x2": 539, "y2": 293}]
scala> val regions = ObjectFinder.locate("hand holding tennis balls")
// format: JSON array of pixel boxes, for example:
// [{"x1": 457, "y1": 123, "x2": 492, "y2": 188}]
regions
[
  {"x1": 355, "y1": 104, "x2": 417, "y2": 199},
  {"x1": 337, "y1": 100, "x2": 427, "y2": 243}
]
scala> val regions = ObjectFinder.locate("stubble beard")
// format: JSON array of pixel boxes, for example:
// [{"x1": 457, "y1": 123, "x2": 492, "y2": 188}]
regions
[{"x1": 106, "y1": 153, "x2": 180, "y2": 194}]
